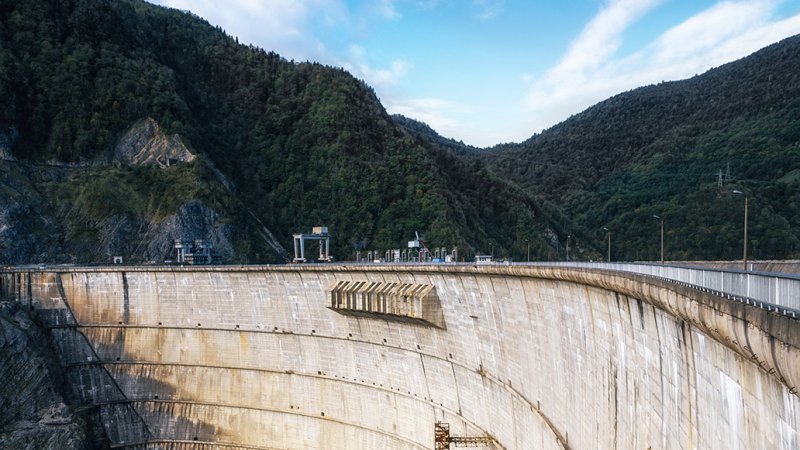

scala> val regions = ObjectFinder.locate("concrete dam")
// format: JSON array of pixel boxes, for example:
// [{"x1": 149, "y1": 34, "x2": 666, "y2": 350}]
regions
[{"x1": 1, "y1": 264, "x2": 798, "y2": 449}]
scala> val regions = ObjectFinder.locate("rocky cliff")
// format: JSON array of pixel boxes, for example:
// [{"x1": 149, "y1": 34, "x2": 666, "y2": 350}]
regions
[
  {"x1": 0, "y1": 117, "x2": 287, "y2": 264},
  {"x1": 112, "y1": 118, "x2": 195, "y2": 167}
]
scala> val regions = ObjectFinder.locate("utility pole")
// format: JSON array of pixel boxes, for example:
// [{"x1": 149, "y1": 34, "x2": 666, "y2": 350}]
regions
[
  {"x1": 726, "y1": 161, "x2": 731, "y2": 184},
  {"x1": 603, "y1": 227, "x2": 611, "y2": 262},
  {"x1": 653, "y1": 215, "x2": 664, "y2": 264},
  {"x1": 660, "y1": 219, "x2": 664, "y2": 264}
]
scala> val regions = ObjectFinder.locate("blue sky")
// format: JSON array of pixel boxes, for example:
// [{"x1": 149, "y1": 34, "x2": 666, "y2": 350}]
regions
[{"x1": 148, "y1": 0, "x2": 800, "y2": 147}]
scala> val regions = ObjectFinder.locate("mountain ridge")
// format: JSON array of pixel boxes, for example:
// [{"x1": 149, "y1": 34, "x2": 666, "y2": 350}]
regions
[
  {"x1": 0, "y1": 0, "x2": 579, "y2": 263},
  {"x1": 1, "y1": 0, "x2": 798, "y2": 263},
  {"x1": 480, "y1": 33, "x2": 800, "y2": 261}
]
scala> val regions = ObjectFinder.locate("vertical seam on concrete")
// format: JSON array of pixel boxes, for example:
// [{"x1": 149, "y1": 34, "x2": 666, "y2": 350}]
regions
[
  {"x1": 26, "y1": 271, "x2": 32, "y2": 305},
  {"x1": 122, "y1": 272, "x2": 130, "y2": 325},
  {"x1": 453, "y1": 274, "x2": 466, "y2": 417},
  {"x1": 684, "y1": 320, "x2": 699, "y2": 449},
  {"x1": 681, "y1": 320, "x2": 691, "y2": 444},
  {"x1": 419, "y1": 352, "x2": 432, "y2": 411},
  {"x1": 652, "y1": 303, "x2": 665, "y2": 449}
]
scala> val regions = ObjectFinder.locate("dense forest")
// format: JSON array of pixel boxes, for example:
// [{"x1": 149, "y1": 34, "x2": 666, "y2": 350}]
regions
[
  {"x1": 0, "y1": 0, "x2": 582, "y2": 263},
  {"x1": 1, "y1": 0, "x2": 798, "y2": 264},
  {"x1": 480, "y1": 35, "x2": 800, "y2": 261}
]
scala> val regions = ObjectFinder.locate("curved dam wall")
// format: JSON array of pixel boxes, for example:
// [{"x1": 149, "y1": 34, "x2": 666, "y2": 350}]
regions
[{"x1": 1, "y1": 265, "x2": 798, "y2": 449}]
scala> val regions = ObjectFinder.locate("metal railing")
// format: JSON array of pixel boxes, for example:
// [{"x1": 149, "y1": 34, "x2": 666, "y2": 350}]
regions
[
  {"x1": 3, "y1": 261, "x2": 798, "y2": 318},
  {"x1": 520, "y1": 262, "x2": 800, "y2": 312}
]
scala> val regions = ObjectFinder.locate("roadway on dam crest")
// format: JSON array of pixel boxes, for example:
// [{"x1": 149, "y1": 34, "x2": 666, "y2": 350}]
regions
[{"x1": 1, "y1": 264, "x2": 798, "y2": 449}]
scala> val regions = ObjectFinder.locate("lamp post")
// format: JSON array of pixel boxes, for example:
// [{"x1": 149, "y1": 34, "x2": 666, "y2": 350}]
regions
[
  {"x1": 652, "y1": 215, "x2": 664, "y2": 264},
  {"x1": 732, "y1": 190, "x2": 748, "y2": 270},
  {"x1": 525, "y1": 238, "x2": 530, "y2": 262},
  {"x1": 602, "y1": 227, "x2": 611, "y2": 262},
  {"x1": 565, "y1": 234, "x2": 572, "y2": 262}
]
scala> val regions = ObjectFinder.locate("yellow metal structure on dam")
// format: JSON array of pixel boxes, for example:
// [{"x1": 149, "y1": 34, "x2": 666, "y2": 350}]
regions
[{"x1": 1, "y1": 264, "x2": 798, "y2": 449}]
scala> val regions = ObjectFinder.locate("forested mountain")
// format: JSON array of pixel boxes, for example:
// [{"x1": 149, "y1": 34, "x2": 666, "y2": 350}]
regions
[
  {"x1": 0, "y1": 0, "x2": 578, "y2": 264},
  {"x1": 1, "y1": 0, "x2": 798, "y2": 264},
  {"x1": 481, "y1": 35, "x2": 800, "y2": 261}
]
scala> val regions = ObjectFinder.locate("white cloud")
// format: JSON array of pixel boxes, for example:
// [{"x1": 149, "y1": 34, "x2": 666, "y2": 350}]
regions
[
  {"x1": 545, "y1": 0, "x2": 664, "y2": 86},
  {"x1": 389, "y1": 98, "x2": 473, "y2": 140},
  {"x1": 373, "y1": 0, "x2": 401, "y2": 19},
  {"x1": 146, "y1": 0, "x2": 800, "y2": 145},
  {"x1": 342, "y1": 45, "x2": 409, "y2": 89},
  {"x1": 385, "y1": 96, "x2": 526, "y2": 147},
  {"x1": 472, "y1": 0, "x2": 505, "y2": 20},
  {"x1": 150, "y1": 0, "x2": 409, "y2": 88},
  {"x1": 353, "y1": 59, "x2": 410, "y2": 87},
  {"x1": 523, "y1": 0, "x2": 800, "y2": 133},
  {"x1": 348, "y1": 44, "x2": 367, "y2": 60},
  {"x1": 650, "y1": 0, "x2": 775, "y2": 65},
  {"x1": 148, "y1": 0, "x2": 345, "y2": 62},
  {"x1": 417, "y1": 0, "x2": 441, "y2": 9},
  {"x1": 150, "y1": 0, "x2": 411, "y2": 124}
]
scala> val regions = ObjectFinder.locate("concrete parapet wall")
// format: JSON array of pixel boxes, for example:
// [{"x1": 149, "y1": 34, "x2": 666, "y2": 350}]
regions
[{"x1": 1, "y1": 265, "x2": 798, "y2": 449}]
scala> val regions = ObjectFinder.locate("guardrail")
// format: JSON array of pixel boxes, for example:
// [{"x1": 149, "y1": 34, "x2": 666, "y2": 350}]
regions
[
  {"x1": 3, "y1": 261, "x2": 798, "y2": 319},
  {"x1": 610, "y1": 269, "x2": 800, "y2": 319},
  {"x1": 520, "y1": 262, "x2": 800, "y2": 311}
]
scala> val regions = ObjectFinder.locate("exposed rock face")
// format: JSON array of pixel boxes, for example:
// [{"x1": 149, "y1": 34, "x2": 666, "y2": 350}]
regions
[
  {"x1": 0, "y1": 160, "x2": 285, "y2": 264},
  {"x1": 0, "y1": 116, "x2": 288, "y2": 264},
  {"x1": 61, "y1": 200, "x2": 238, "y2": 264},
  {"x1": 0, "y1": 302, "x2": 93, "y2": 449},
  {"x1": 113, "y1": 118, "x2": 195, "y2": 167},
  {"x1": 0, "y1": 164, "x2": 60, "y2": 264},
  {"x1": 143, "y1": 199, "x2": 237, "y2": 262}
]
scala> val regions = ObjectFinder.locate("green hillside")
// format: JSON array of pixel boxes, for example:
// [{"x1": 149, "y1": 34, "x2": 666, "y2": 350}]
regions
[
  {"x1": 0, "y1": 0, "x2": 577, "y2": 263},
  {"x1": 2, "y1": 0, "x2": 798, "y2": 264},
  {"x1": 481, "y1": 35, "x2": 800, "y2": 261}
]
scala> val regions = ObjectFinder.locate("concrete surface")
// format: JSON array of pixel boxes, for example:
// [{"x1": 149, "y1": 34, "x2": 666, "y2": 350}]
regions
[{"x1": 0, "y1": 264, "x2": 798, "y2": 449}]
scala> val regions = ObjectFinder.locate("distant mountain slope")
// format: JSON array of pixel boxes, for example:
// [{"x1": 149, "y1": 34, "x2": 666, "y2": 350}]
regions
[
  {"x1": 0, "y1": 0, "x2": 580, "y2": 263},
  {"x1": 392, "y1": 114, "x2": 481, "y2": 155},
  {"x1": 3, "y1": 0, "x2": 797, "y2": 264},
  {"x1": 482, "y1": 35, "x2": 800, "y2": 261}
]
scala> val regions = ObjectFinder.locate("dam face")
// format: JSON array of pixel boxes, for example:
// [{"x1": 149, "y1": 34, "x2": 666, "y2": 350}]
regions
[{"x1": 1, "y1": 265, "x2": 798, "y2": 449}]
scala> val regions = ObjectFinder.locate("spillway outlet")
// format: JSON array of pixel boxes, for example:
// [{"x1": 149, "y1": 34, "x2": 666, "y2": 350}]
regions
[{"x1": 328, "y1": 280, "x2": 446, "y2": 329}]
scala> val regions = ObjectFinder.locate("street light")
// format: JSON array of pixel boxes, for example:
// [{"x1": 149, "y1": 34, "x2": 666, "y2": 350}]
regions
[
  {"x1": 732, "y1": 190, "x2": 748, "y2": 271},
  {"x1": 652, "y1": 215, "x2": 664, "y2": 264},
  {"x1": 525, "y1": 238, "x2": 530, "y2": 262},
  {"x1": 565, "y1": 234, "x2": 572, "y2": 261},
  {"x1": 602, "y1": 227, "x2": 611, "y2": 262}
]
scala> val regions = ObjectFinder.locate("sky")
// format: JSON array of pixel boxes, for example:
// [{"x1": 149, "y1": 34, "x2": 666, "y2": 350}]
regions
[{"x1": 147, "y1": 0, "x2": 800, "y2": 147}]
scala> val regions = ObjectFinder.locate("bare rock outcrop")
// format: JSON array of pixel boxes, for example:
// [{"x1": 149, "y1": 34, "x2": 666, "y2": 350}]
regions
[
  {"x1": 143, "y1": 199, "x2": 237, "y2": 262},
  {"x1": 0, "y1": 163, "x2": 61, "y2": 264},
  {"x1": 112, "y1": 118, "x2": 195, "y2": 167}
]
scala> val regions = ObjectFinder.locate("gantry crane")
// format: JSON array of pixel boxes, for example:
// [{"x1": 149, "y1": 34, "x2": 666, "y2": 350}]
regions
[{"x1": 409, "y1": 231, "x2": 432, "y2": 262}]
